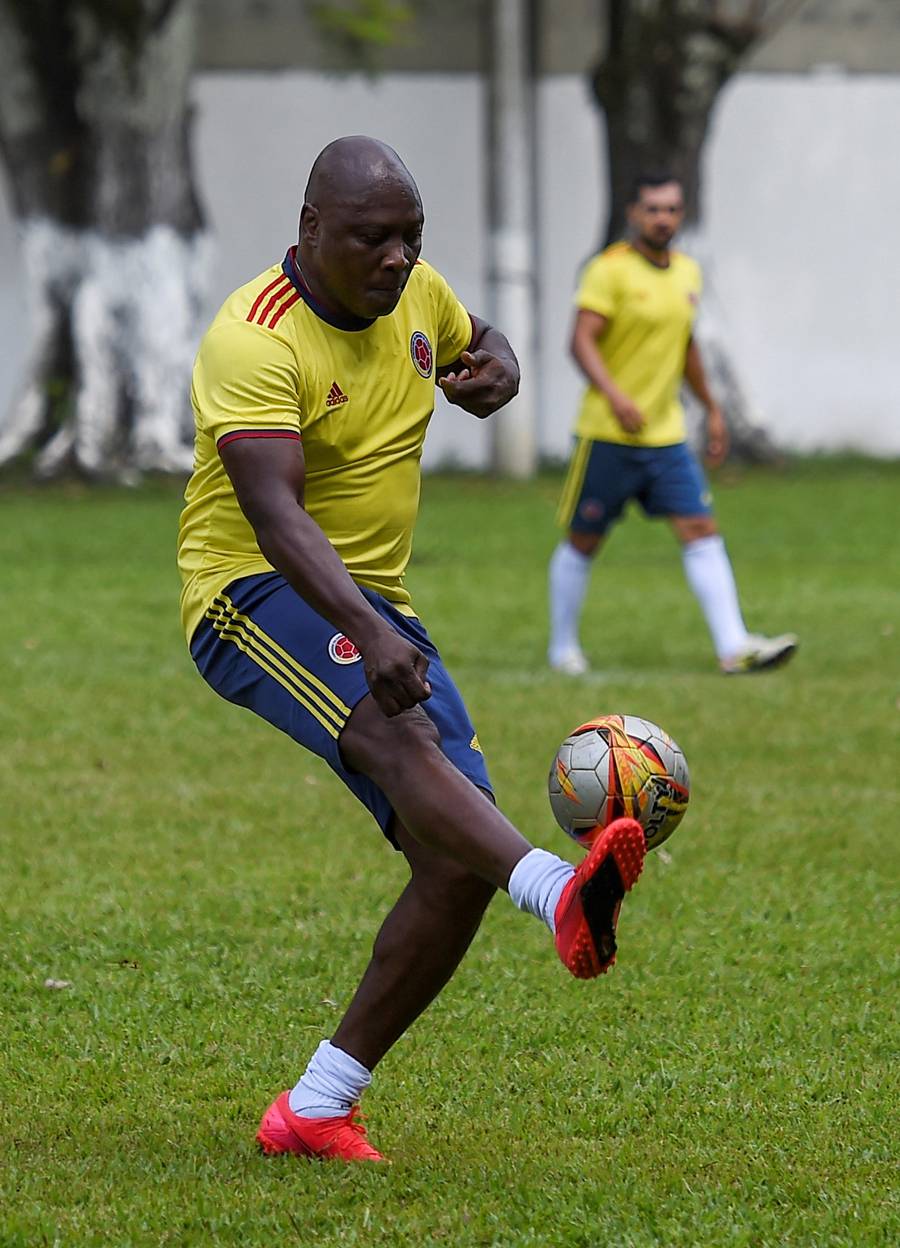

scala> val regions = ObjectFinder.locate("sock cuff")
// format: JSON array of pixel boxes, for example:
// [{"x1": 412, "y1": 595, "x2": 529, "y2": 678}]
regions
[
  {"x1": 682, "y1": 533, "x2": 724, "y2": 557},
  {"x1": 508, "y1": 847, "x2": 574, "y2": 933},
  {"x1": 555, "y1": 541, "x2": 592, "y2": 568},
  {"x1": 326, "y1": 1040, "x2": 372, "y2": 1084},
  {"x1": 508, "y1": 847, "x2": 561, "y2": 903},
  {"x1": 288, "y1": 1039, "x2": 373, "y2": 1117}
]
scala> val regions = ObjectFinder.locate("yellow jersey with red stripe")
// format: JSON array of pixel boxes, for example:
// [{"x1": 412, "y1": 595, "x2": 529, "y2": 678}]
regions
[
  {"x1": 177, "y1": 250, "x2": 473, "y2": 643},
  {"x1": 573, "y1": 243, "x2": 702, "y2": 447}
]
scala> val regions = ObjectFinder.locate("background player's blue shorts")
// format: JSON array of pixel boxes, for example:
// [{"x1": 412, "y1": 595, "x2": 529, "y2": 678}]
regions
[
  {"x1": 190, "y1": 572, "x2": 492, "y2": 844},
  {"x1": 562, "y1": 439, "x2": 713, "y2": 536}
]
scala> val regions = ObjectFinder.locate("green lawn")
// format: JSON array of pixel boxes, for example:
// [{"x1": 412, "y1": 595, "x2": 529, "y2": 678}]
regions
[{"x1": 1, "y1": 458, "x2": 898, "y2": 1247}]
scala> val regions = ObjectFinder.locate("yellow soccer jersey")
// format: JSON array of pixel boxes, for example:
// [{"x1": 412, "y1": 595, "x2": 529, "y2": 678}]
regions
[
  {"x1": 177, "y1": 250, "x2": 473, "y2": 642},
  {"x1": 573, "y1": 243, "x2": 702, "y2": 446}
]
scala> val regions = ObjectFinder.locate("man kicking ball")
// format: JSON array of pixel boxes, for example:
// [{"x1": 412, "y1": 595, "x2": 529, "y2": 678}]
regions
[{"x1": 177, "y1": 136, "x2": 646, "y2": 1163}]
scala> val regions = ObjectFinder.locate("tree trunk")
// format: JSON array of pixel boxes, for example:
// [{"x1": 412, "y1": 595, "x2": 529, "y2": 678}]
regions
[
  {"x1": 0, "y1": 0, "x2": 207, "y2": 480},
  {"x1": 590, "y1": 0, "x2": 781, "y2": 462}
]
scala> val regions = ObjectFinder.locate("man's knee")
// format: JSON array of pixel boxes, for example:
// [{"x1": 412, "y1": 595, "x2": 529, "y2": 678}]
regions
[
  {"x1": 340, "y1": 696, "x2": 440, "y2": 780},
  {"x1": 670, "y1": 514, "x2": 718, "y2": 544},
  {"x1": 568, "y1": 530, "x2": 602, "y2": 557}
]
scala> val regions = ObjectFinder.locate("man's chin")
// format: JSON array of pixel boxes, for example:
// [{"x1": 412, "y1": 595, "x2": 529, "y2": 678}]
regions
[{"x1": 361, "y1": 288, "x2": 404, "y2": 318}]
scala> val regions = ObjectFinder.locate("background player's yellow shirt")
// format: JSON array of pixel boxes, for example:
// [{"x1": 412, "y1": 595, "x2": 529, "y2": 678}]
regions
[
  {"x1": 573, "y1": 243, "x2": 701, "y2": 447},
  {"x1": 177, "y1": 253, "x2": 473, "y2": 643}
]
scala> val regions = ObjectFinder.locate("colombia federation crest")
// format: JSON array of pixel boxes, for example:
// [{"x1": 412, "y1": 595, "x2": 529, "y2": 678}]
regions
[
  {"x1": 328, "y1": 633, "x2": 362, "y2": 664},
  {"x1": 410, "y1": 330, "x2": 433, "y2": 378}
]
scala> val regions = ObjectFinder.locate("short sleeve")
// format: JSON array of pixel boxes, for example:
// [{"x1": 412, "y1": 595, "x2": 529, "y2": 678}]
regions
[
  {"x1": 419, "y1": 261, "x2": 474, "y2": 368},
  {"x1": 690, "y1": 257, "x2": 704, "y2": 300},
  {"x1": 191, "y1": 319, "x2": 301, "y2": 446},
  {"x1": 574, "y1": 255, "x2": 618, "y2": 319}
]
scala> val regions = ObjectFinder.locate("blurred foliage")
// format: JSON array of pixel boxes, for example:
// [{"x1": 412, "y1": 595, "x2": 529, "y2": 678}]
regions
[{"x1": 311, "y1": 0, "x2": 414, "y2": 68}]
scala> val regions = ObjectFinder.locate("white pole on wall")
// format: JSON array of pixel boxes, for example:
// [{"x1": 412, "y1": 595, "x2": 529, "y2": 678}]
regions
[{"x1": 488, "y1": 0, "x2": 537, "y2": 478}]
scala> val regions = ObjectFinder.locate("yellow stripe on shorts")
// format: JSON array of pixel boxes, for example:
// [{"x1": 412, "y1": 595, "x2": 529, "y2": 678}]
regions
[
  {"x1": 206, "y1": 595, "x2": 351, "y2": 739},
  {"x1": 555, "y1": 437, "x2": 592, "y2": 529}
]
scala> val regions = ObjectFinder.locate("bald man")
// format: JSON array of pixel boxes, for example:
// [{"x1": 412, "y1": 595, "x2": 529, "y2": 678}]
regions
[{"x1": 177, "y1": 137, "x2": 647, "y2": 1163}]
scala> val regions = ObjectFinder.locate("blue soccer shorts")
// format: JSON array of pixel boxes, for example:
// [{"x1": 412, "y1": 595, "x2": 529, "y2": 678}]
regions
[
  {"x1": 557, "y1": 438, "x2": 713, "y2": 537},
  {"x1": 189, "y1": 572, "x2": 492, "y2": 843}
]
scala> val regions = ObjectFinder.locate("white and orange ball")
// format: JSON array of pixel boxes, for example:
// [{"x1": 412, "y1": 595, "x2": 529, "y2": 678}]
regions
[{"x1": 548, "y1": 714, "x2": 690, "y2": 851}]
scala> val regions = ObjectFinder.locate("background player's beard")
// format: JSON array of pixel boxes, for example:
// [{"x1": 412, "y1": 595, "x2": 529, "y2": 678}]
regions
[{"x1": 643, "y1": 227, "x2": 674, "y2": 251}]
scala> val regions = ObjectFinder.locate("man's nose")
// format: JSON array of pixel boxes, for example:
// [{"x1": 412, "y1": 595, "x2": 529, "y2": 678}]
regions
[{"x1": 382, "y1": 242, "x2": 407, "y2": 269}]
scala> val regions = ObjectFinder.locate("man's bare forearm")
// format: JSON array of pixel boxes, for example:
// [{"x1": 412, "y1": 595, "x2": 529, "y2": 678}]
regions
[
  {"x1": 684, "y1": 338, "x2": 715, "y2": 409},
  {"x1": 256, "y1": 505, "x2": 391, "y2": 649},
  {"x1": 436, "y1": 315, "x2": 520, "y2": 418},
  {"x1": 571, "y1": 325, "x2": 620, "y2": 399},
  {"x1": 471, "y1": 323, "x2": 520, "y2": 382}
]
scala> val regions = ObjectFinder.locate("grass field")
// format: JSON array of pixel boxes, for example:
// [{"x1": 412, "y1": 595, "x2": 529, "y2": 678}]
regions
[{"x1": 1, "y1": 458, "x2": 898, "y2": 1247}]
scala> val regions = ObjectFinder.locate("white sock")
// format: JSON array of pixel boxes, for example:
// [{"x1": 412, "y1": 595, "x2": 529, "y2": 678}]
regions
[
  {"x1": 508, "y1": 848, "x2": 575, "y2": 934},
  {"x1": 288, "y1": 1039, "x2": 372, "y2": 1119},
  {"x1": 681, "y1": 534, "x2": 749, "y2": 661},
  {"x1": 548, "y1": 541, "x2": 592, "y2": 660}
]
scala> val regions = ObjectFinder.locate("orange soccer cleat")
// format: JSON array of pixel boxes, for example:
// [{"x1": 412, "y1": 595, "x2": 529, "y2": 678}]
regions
[
  {"x1": 256, "y1": 1092, "x2": 389, "y2": 1163},
  {"x1": 554, "y1": 817, "x2": 646, "y2": 979}
]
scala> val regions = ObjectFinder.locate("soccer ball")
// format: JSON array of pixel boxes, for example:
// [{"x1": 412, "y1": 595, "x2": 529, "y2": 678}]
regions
[{"x1": 548, "y1": 714, "x2": 690, "y2": 851}]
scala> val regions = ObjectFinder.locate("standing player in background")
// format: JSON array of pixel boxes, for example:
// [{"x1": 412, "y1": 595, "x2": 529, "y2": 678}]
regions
[
  {"x1": 548, "y1": 172, "x2": 797, "y2": 677},
  {"x1": 178, "y1": 137, "x2": 649, "y2": 1165}
]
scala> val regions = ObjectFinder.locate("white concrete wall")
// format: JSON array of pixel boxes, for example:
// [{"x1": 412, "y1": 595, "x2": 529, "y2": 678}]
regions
[
  {"x1": 538, "y1": 71, "x2": 900, "y2": 459},
  {"x1": 190, "y1": 72, "x2": 490, "y2": 468},
  {"x1": 707, "y1": 72, "x2": 900, "y2": 457},
  {"x1": 1, "y1": 68, "x2": 898, "y2": 464}
]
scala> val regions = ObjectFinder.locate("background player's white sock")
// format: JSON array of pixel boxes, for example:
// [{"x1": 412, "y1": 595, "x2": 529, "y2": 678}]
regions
[
  {"x1": 548, "y1": 541, "x2": 592, "y2": 659},
  {"x1": 681, "y1": 534, "x2": 750, "y2": 661},
  {"x1": 508, "y1": 848, "x2": 575, "y2": 933},
  {"x1": 289, "y1": 1039, "x2": 372, "y2": 1118}
]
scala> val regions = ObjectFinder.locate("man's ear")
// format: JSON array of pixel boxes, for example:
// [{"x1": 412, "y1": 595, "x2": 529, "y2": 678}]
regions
[{"x1": 299, "y1": 203, "x2": 319, "y2": 247}]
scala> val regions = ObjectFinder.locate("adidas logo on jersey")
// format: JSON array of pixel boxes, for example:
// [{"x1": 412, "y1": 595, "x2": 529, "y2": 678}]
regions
[{"x1": 326, "y1": 381, "x2": 349, "y2": 407}]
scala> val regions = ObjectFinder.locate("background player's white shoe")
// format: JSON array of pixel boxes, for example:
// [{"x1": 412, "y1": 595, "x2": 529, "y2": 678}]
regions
[
  {"x1": 721, "y1": 633, "x2": 798, "y2": 674},
  {"x1": 549, "y1": 647, "x2": 590, "y2": 676}
]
